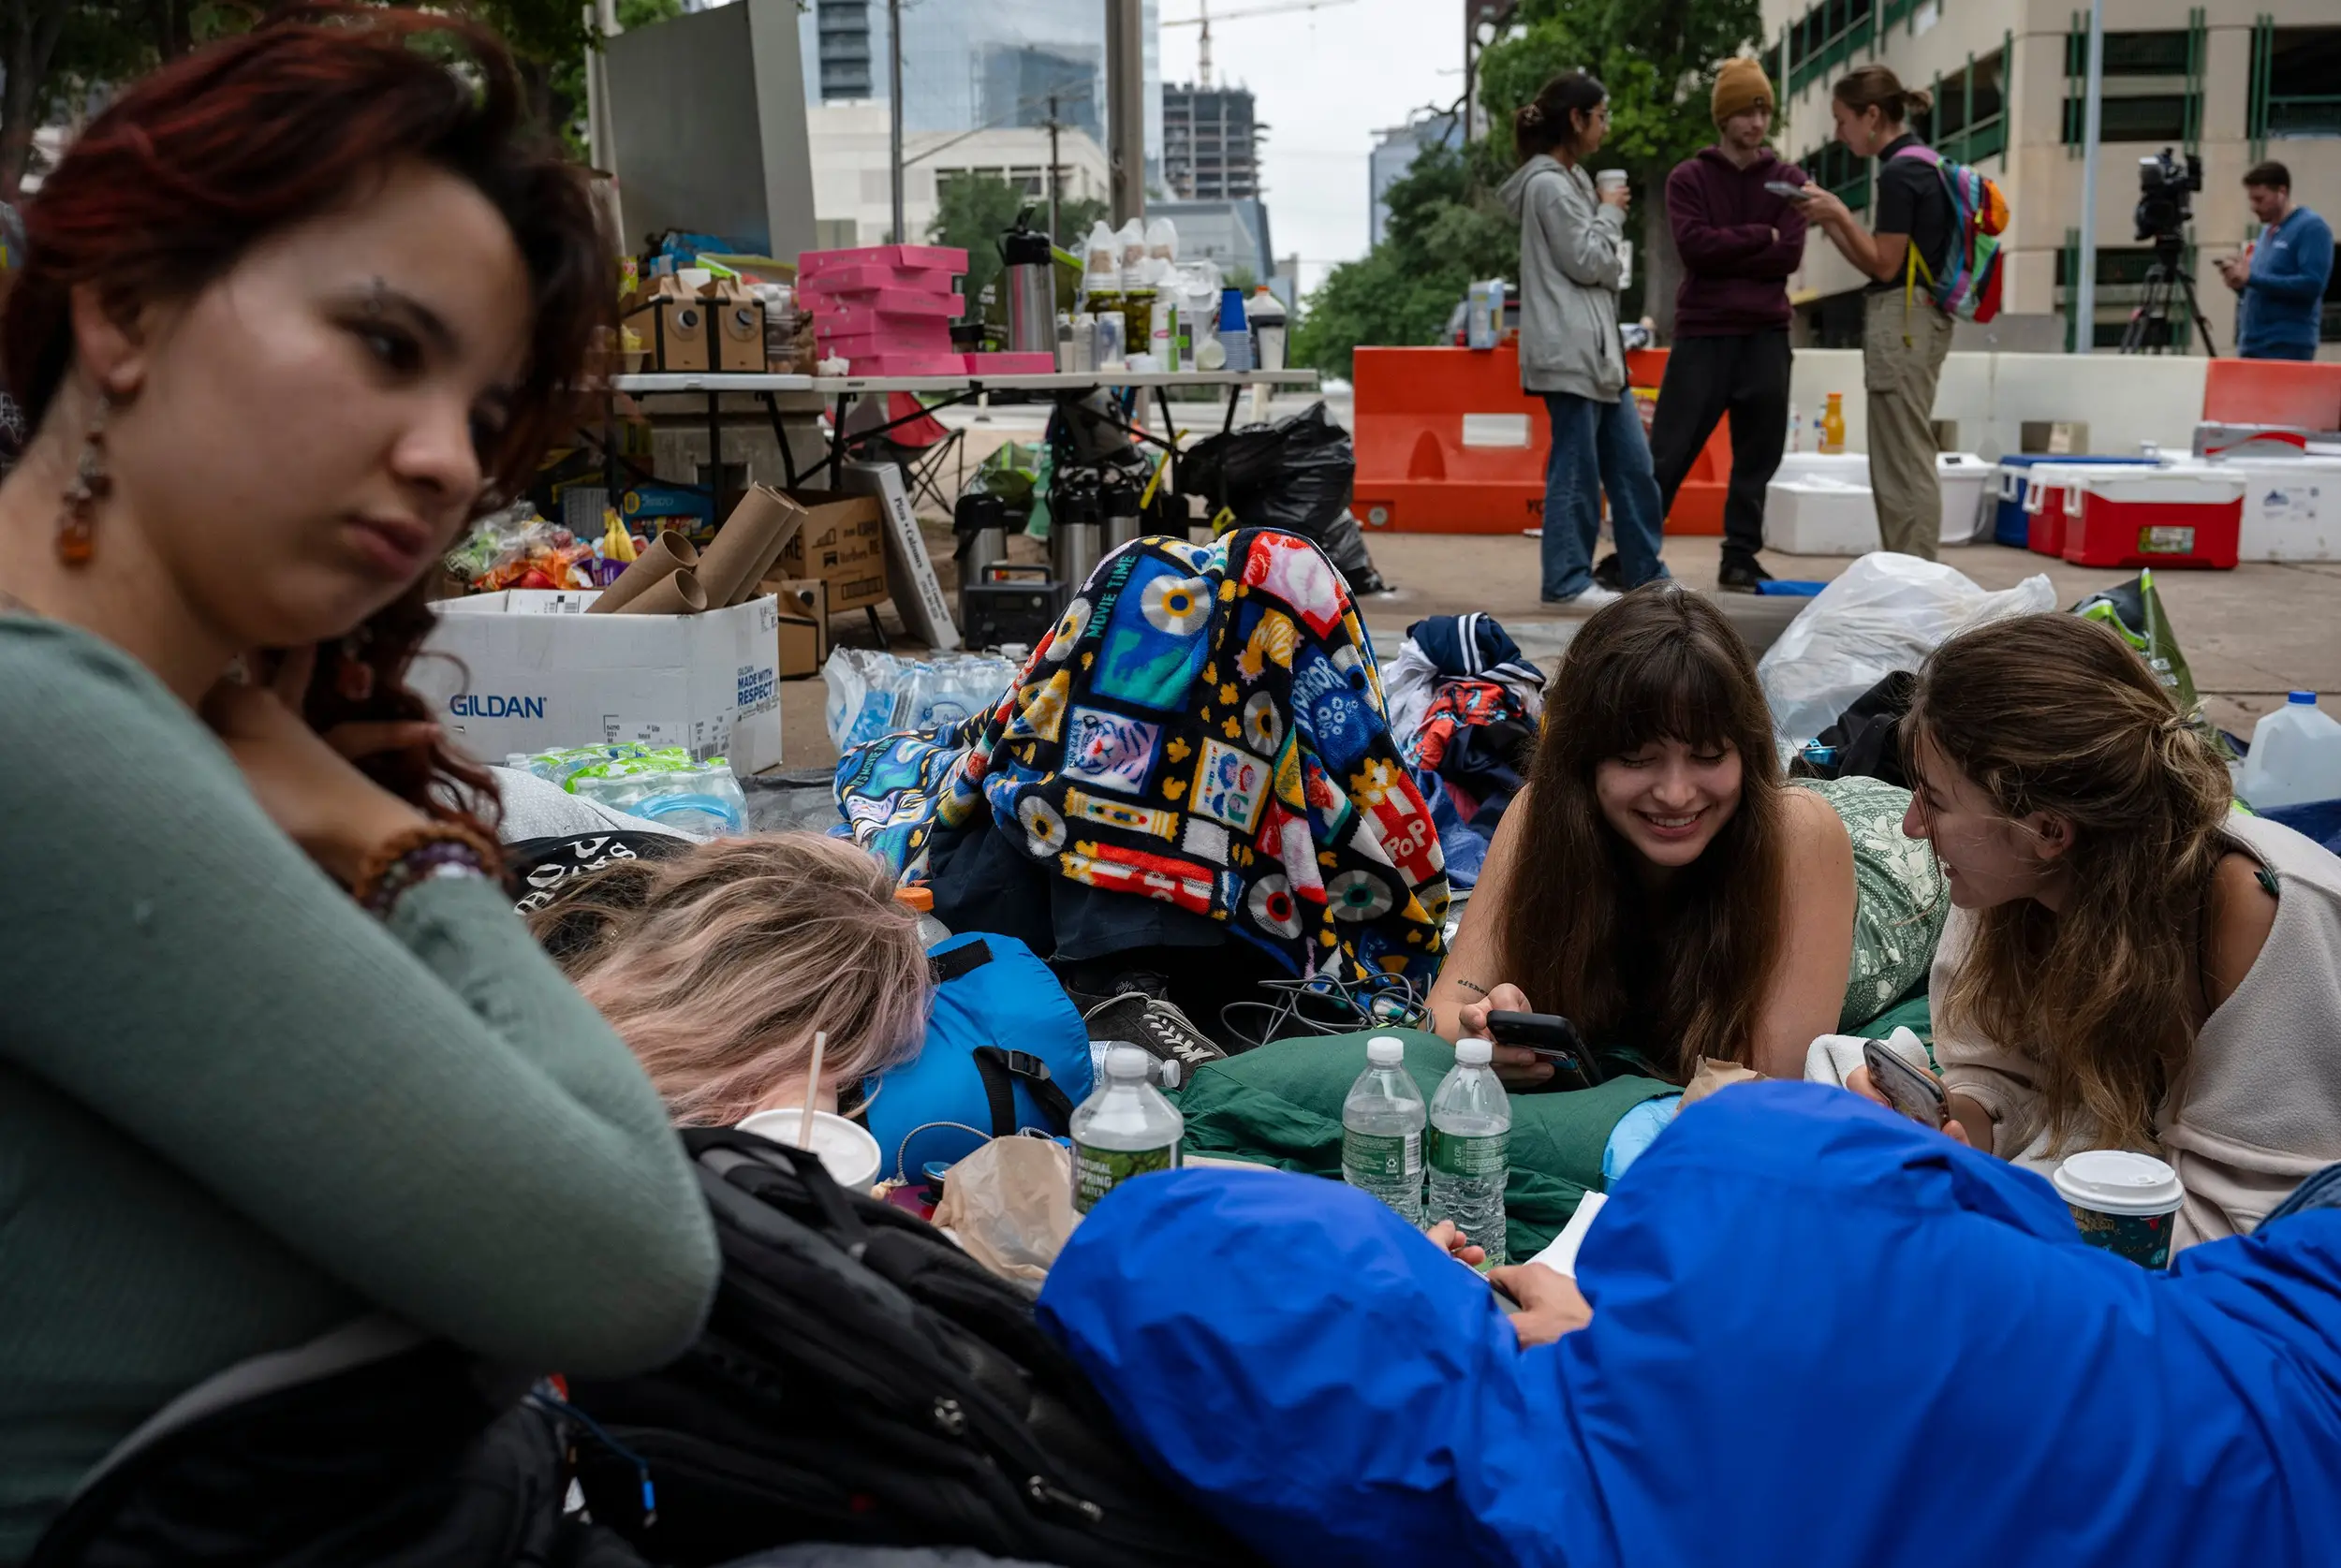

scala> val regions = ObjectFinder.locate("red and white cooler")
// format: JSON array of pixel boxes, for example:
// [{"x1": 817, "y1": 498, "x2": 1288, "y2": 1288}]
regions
[
  {"x1": 2059, "y1": 472, "x2": 2245, "y2": 569},
  {"x1": 2022, "y1": 462, "x2": 2111, "y2": 558}
]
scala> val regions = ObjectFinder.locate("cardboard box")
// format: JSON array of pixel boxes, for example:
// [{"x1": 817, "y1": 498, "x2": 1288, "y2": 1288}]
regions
[
  {"x1": 415, "y1": 590, "x2": 782, "y2": 773},
  {"x1": 619, "y1": 298, "x2": 712, "y2": 373},
  {"x1": 774, "y1": 491, "x2": 888, "y2": 612},
  {"x1": 711, "y1": 294, "x2": 766, "y2": 374},
  {"x1": 845, "y1": 460, "x2": 959, "y2": 652},
  {"x1": 762, "y1": 577, "x2": 831, "y2": 677}
]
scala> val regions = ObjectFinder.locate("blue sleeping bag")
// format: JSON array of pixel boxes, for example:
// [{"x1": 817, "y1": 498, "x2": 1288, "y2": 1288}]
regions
[
  {"x1": 861, "y1": 931, "x2": 1094, "y2": 1184},
  {"x1": 1038, "y1": 1080, "x2": 2341, "y2": 1568}
]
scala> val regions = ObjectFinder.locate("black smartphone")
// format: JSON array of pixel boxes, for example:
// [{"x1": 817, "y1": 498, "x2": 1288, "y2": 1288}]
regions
[
  {"x1": 1486, "y1": 1011, "x2": 1601, "y2": 1091},
  {"x1": 1765, "y1": 180, "x2": 1811, "y2": 199},
  {"x1": 1863, "y1": 1039, "x2": 1947, "y2": 1126}
]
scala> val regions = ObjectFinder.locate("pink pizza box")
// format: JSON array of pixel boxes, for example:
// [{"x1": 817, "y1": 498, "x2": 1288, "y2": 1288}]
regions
[
  {"x1": 798, "y1": 244, "x2": 968, "y2": 277},
  {"x1": 836, "y1": 352, "x2": 970, "y2": 376},
  {"x1": 810, "y1": 288, "x2": 964, "y2": 322},
  {"x1": 800, "y1": 265, "x2": 961, "y2": 299},
  {"x1": 965, "y1": 352, "x2": 1058, "y2": 375},
  {"x1": 817, "y1": 325, "x2": 958, "y2": 360}
]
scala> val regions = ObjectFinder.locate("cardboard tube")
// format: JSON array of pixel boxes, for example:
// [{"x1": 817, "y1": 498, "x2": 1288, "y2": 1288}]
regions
[
  {"x1": 614, "y1": 565, "x2": 709, "y2": 616},
  {"x1": 697, "y1": 485, "x2": 800, "y2": 608},
  {"x1": 728, "y1": 492, "x2": 809, "y2": 605},
  {"x1": 588, "y1": 531, "x2": 698, "y2": 614}
]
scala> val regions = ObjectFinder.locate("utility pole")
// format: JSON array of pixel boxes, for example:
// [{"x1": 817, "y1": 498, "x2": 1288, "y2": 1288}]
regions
[
  {"x1": 2074, "y1": 0, "x2": 2105, "y2": 352},
  {"x1": 1105, "y1": 0, "x2": 1147, "y2": 227},
  {"x1": 888, "y1": 0, "x2": 905, "y2": 243},
  {"x1": 1047, "y1": 93, "x2": 1064, "y2": 241}
]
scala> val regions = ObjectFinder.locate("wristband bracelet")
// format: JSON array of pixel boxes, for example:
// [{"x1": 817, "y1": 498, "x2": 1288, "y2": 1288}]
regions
[{"x1": 353, "y1": 821, "x2": 499, "y2": 916}]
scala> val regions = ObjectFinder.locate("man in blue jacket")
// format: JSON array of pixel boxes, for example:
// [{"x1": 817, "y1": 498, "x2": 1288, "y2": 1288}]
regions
[{"x1": 2216, "y1": 161, "x2": 2333, "y2": 361}]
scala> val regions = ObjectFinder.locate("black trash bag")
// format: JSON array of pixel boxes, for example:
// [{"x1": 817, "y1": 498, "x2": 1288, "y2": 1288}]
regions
[
  {"x1": 1180, "y1": 403, "x2": 1382, "y2": 593},
  {"x1": 1788, "y1": 669, "x2": 1916, "y2": 788}
]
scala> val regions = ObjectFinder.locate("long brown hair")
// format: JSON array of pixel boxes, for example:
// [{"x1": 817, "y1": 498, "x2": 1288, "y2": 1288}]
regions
[
  {"x1": 1832, "y1": 64, "x2": 1934, "y2": 126},
  {"x1": 1494, "y1": 587, "x2": 1787, "y2": 1077},
  {"x1": 9, "y1": 7, "x2": 612, "y2": 833},
  {"x1": 1906, "y1": 614, "x2": 2233, "y2": 1151},
  {"x1": 531, "y1": 835, "x2": 934, "y2": 1128}
]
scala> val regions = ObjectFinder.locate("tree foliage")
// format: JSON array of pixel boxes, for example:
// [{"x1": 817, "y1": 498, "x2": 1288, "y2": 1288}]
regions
[
  {"x1": 928, "y1": 169, "x2": 1107, "y2": 323},
  {"x1": 1290, "y1": 0, "x2": 1761, "y2": 375}
]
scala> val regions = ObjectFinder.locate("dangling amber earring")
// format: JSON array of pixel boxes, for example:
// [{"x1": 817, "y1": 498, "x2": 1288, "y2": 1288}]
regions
[
  {"x1": 57, "y1": 394, "x2": 112, "y2": 566},
  {"x1": 336, "y1": 631, "x2": 377, "y2": 703}
]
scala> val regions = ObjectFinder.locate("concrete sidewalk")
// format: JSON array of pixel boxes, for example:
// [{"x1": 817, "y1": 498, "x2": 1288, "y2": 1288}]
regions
[{"x1": 775, "y1": 527, "x2": 2338, "y2": 773}]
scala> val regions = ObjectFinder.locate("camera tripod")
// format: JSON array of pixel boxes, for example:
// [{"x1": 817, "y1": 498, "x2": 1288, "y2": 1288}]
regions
[{"x1": 2119, "y1": 237, "x2": 2217, "y2": 356}]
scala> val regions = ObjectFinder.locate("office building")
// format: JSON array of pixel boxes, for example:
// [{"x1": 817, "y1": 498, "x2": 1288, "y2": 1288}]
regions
[
  {"x1": 805, "y1": 103, "x2": 1112, "y2": 247},
  {"x1": 1369, "y1": 108, "x2": 1461, "y2": 247},
  {"x1": 1763, "y1": 1, "x2": 2340, "y2": 355},
  {"x1": 1152, "y1": 197, "x2": 1274, "y2": 282},
  {"x1": 799, "y1": 0, "x2": 1161, "y2": 171},
  {"x1": 1164, "y1": 82, "x2": 1262, "y2": 200}
]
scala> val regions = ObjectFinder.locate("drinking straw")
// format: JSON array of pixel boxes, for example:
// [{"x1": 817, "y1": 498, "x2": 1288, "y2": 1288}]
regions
[{"x1": 799, "y1": 1031, "x2": 827, "y2": 1150}]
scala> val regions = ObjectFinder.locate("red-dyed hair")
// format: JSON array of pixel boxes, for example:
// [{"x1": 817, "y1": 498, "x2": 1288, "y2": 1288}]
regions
[{"x1": 7, "y1": 7, "x2": 616, "y2": 833}]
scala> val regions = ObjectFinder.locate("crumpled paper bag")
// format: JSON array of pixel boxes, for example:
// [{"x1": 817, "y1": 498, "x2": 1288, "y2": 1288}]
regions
[{"x1": 931, "y1": 1136, "x2": 1077, "y2": 1284}]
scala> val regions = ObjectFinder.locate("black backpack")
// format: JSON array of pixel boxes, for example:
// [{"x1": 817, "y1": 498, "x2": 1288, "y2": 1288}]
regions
[{"x1": 563, "y1": 1129, "x2": 1261, "y2": 1568}]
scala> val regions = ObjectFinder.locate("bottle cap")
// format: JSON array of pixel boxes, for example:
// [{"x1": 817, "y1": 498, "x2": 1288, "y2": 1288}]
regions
[
  {"x1": 895, "y1": 886, "x2": 933, "y2": 912},
  {"x1": 1107, "y1": 1045, "x2": 1152, "y2": 1081},
  {"x1": 1366, "y1": 1034, "x2": 1406, "y2": 1066},
  {"x1": 1455, "y1": 1037, "x2": 1493, "y2": 1066},
  {"x1": 2289, "y1": 690, "x2": 2317, "y2": 705}
]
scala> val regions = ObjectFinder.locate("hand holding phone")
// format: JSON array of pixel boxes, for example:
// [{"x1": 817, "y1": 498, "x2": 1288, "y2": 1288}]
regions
[
  {"x1": 1765, "y1": 181, "x2": 1811, "y2": 200},
  {"x1": 1486, "y1": 1011, "x2": 1601, "y2": 1091},
  {"x1": 1862, "y1": 1038, "x2": 1946, "y2": 1127}
]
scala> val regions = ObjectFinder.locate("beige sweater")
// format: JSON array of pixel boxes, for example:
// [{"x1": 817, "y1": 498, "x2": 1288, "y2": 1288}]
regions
[{"x1": 1934, "y1": 811, "x2": 2341, "y2": 1251}]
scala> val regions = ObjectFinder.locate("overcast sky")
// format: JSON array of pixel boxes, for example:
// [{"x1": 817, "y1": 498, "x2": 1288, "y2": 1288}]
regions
[{"x1": 1157, "y1": 0, "x2": 1464, "y2": 296}]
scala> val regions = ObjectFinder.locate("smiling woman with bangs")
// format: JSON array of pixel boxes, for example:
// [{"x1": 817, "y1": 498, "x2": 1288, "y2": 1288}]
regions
[{"x1": 1429, "y1": 586, "x2": 1947, "y2": 1085}]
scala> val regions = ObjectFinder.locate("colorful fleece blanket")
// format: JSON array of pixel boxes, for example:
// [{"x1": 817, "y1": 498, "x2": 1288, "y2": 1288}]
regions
[{"x1": 835, "y1": 530, "x2": 1450, "y2": 983}]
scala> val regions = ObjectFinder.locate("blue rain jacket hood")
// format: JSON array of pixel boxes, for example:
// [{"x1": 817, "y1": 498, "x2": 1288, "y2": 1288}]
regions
[{"x1": 1038, "y1": 1081, "x2": 2341, "y2": 1568}]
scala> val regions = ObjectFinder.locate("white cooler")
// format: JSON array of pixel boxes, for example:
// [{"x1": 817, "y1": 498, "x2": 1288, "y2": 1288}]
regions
[
  {"x1": 1766, "y1": 478, "x2": 1878, "y2": 554},
  {"x1": 2178, "y1": 457, "x2": 2341, "y2": 562},
  {"x1": 1935, "y1": 453, "x2": 1994, "y2": 546}
]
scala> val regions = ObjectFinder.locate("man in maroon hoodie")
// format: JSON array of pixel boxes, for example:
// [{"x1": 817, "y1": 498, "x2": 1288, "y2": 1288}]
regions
[{"x1": 1645, "y1": 59, "x2": 1807, "y2": 593}]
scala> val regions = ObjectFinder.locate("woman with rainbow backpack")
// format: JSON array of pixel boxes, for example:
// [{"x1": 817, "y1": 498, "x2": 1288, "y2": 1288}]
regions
[{"x1": 1798, "y1": 66, "x2": 2006, "y2": 563}]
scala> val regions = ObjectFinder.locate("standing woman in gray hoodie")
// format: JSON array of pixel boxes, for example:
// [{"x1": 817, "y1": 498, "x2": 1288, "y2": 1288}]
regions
[{"x1": 1499, "y1": 72, "x2": 1668, "y2": 607}]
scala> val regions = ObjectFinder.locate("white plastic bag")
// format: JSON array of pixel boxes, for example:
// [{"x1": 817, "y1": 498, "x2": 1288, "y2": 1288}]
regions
[{"x1": 1758, "y1": 552, "x2": 2054, "y2": 754}]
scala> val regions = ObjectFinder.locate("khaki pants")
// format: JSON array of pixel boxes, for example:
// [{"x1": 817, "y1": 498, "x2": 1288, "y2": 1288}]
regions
[{"x1": 1862, "y1": 289, "x2": 1955, "y2": 560}]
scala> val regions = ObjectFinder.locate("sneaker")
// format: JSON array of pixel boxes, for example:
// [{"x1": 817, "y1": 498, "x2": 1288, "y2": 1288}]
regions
[
  {"x1": 1716, "y1": 557, "x2": 1774, "y2": 593},
  {"x1": 1081, "y1": 991, "x2": 1227, "y2": 1086},
  {"x1": 1592, "y1": 552, "x2": 1623, "y2": 592},
  {"x1": 1543, "y1": 583, "x2": 1622, "y2": 608}
]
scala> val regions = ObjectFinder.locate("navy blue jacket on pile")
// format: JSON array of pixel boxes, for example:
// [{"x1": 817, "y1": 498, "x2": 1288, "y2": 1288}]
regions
[{"x1": 1038, "y1": 1081, "x2": 2341, "y2": 1568}]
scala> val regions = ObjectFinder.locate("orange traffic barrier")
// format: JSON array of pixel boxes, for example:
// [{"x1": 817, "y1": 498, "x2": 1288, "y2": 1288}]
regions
[
  {"x1": 1351, "y1": 344, "x2": 1726, "y2": 535},
  {"x1": 2201, "y1": 359, "x2": 2341, "y2": 430}
]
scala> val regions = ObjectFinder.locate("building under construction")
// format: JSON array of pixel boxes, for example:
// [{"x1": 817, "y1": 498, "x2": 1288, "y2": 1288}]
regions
[{"x1": 1163, "y1": 82, "x2": 1261, "y2": 199}]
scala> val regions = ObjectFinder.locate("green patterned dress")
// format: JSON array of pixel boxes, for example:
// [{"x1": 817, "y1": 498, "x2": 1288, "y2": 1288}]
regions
[{"x1": 1791, "y1": 775, "x2": 1949, "y2": 1030}]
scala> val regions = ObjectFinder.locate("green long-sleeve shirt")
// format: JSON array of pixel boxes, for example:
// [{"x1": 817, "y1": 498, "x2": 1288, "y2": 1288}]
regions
[{"x1": 0, "y1": 618, "x2": 720, "y2": 1559}]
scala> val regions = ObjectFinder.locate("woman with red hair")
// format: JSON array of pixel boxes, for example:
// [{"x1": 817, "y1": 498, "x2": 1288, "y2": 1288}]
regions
[{"x1": 0, "y1": 10, "x2": 716, "y2": 1551}]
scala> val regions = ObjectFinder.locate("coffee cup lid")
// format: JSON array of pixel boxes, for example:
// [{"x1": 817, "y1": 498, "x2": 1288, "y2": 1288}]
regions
[
  {"x1": 737, "y1": 1107, "x2": 884, "y2": 1190},
  {"x1": 2051, "y1": 1150, "x2": 2184, "y2": 1215}
]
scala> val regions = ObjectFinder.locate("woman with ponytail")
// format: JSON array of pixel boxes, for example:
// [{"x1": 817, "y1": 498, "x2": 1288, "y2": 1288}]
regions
[
  {"x1": 1852, "y1": 613, "x2": 2341, "y2": 1251},
  {"x1": 1794, "y1": 65, "x2": 1955, "y2": 561}
]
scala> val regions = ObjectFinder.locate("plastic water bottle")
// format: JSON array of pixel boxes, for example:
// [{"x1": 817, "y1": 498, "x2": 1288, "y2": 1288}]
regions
[
  {"x1": 1342, "y1": 1035, "x2": 1427, "y2": 1225},
  {"x1": 2239, "y1": 691, "x2": 2341, "y2": 811},
  {"x1": 1070, "y1": 1045, "x2": 1184, "y2": 1215},
  {"x1": 1426, "y1": 1038, "x2": 1511, "y2": 1267}
]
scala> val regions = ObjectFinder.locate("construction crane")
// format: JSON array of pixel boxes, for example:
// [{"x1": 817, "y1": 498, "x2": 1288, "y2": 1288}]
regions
[{"x1": 1162, "y1": 0, "x2": 1358, "y2": 89}]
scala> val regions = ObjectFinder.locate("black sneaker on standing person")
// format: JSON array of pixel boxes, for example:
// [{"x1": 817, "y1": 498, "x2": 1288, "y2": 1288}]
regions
[
  {"x1": 1593, "y1": 552, "x2": 1623, "y2": 592},
  {"x1": 1716, "y1": 555, "x2": 1774, "y2": 593}
]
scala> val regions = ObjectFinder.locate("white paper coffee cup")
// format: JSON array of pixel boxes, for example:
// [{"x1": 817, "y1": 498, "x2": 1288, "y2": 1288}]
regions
[
  {"x1": 2052, "y1": 1150, "x2": 2184, "y2": 1268},
  {"x1": 1596, "y1": 169, "x2": 1628, "y2": 192},
  {"x1": 737, "y1": 1107, "x2": 884, "y2": 1191}
]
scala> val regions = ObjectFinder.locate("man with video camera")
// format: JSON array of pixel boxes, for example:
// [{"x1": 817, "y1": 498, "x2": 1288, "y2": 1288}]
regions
[{"x1": 2216, "y1": 161, "x2": 2333, "y2": 362}]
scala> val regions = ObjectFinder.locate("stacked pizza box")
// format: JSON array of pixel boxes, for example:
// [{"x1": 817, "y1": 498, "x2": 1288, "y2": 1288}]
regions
[{"x1": 799, "y1": 244, "x2": 968, "y2": 376}]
